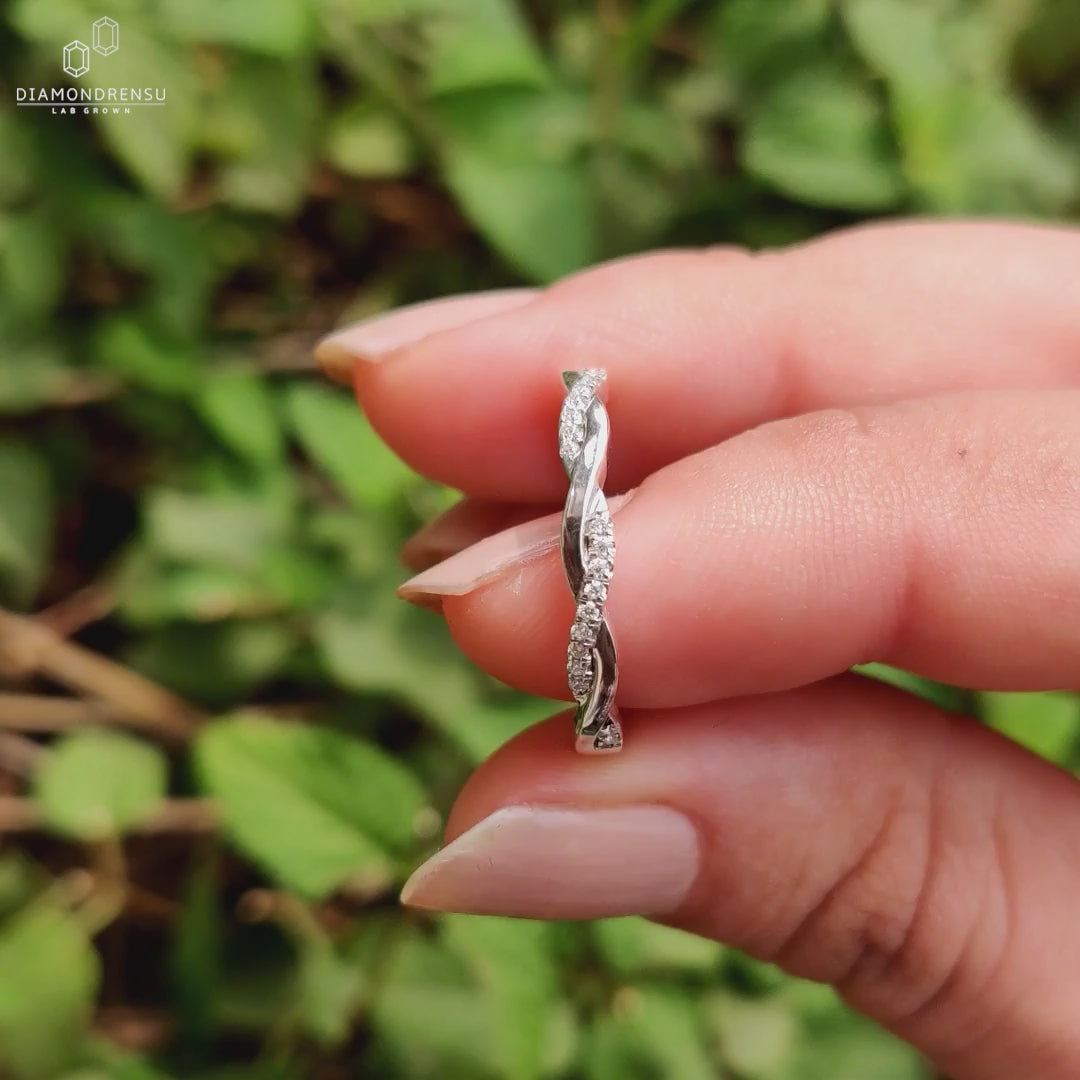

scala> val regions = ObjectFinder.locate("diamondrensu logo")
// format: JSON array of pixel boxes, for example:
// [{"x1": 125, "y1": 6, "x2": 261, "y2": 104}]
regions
[
  {"x1": 17, "y1": 16, "x2": 165, "y2": 114},
  {"x1": 63, "y1": 16, "x2": 119, "y2": 77},
  {"x1": 93, "y1": 16, "x2": 119, "y2": 55},
  {"x1": 63, "y1": 40, "x2": 90, "y2": 78}
]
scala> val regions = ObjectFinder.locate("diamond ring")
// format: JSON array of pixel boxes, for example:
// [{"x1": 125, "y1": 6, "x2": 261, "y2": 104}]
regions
[{"x1": 558, "y1": 369, "x2": 622, "y2": 754}]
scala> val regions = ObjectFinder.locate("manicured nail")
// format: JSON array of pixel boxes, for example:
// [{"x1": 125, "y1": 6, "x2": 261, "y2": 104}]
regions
[
  {"x1": 397, "y1": 490, "x2": 636, "y2": 611},
  {"x1": 400, "y1": 804, "x2": 699, "y2": 918},
  {"x1": 401, "y1": 499, "x2": 553, "y2": 573},
  {"x1": 315, "y1": 289, "x2": 539, "y2": 382}
]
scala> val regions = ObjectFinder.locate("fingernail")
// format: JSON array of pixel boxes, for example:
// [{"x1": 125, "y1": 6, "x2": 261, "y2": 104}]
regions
[
  {"x1": 397, "y1": 490, "x2": 636, "y2": 611},
  {"x1": 315, "y1": 288, "x2": 539, "y2": 382},
  {"x1": 400, "y1": 804, "x2": 699, "y2": 918},
  {"x1": 401, "y1": 499, "x2": 552, "y2": 573}
]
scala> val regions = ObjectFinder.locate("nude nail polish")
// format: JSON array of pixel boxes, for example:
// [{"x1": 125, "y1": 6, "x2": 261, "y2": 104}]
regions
[
  {"x1": 397, "y1": 490, "x2": 636, "y2": 608},
  {"x1": 315, "y1": 289, "x2": 538, "y2": 382},
  {"x1": 400, "y1": 803, "x2": 699, "y2": 919}
]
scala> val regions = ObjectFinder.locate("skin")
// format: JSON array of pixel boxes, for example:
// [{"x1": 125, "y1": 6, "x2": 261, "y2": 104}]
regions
[{"x1": 345, "y1": 220, "x2": 1080, "y2": 1079}]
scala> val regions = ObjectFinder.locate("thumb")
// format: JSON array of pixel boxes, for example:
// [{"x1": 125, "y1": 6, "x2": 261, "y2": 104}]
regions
[{"x1": 401, "y1": 677, "x2": 1080, "y2": 1080}]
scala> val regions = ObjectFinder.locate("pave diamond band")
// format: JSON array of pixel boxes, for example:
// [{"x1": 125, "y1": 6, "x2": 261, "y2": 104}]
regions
[{"x1": 559, "y1": 368, "x2": 622, "y2": 754}]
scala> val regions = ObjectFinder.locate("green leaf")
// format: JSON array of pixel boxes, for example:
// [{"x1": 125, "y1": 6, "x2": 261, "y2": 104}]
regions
[
  {"x1": 284, "y1": 383, "x2": 418, "y2": 509},
  {"x1": 844, "y1": 0, "x2": 1078, "y2": 213},
  {"x1": 843, "y1": 0, "x2": 952, "y2": 94},
  {"x1": 615, "y1": 99, "x2": 702, "y2": 172},
  {"x1": 629, "y1": 986, "x2": 716, "y2": 1080},
  {"x1": 854, "y1": 663, "x2": 971, "y2": 713},
  {"x1": 620, "y1": 0, "x2": 698, "y2": 71},
  {"x1": 0, "y1": 325, "x2": 82, "y2": 414},
  {"x1": 789, "y1": 1009, "x2": 925, "y2": 1079},
  {"x1": 33, "y1": 730, "x2": 167, "y2": 840},
  {"x1": 323, "y1": 0, "x2": 445, "y2": 22},
  {"x1": 1018, "y1": 0, "x2": 1080, "y2": 83},
  {"x1": 126, "y1": 621, "x2": 295, "y2": 707},
  {"x1": 77, "y1": 1041, "x2": 177, "y2": 1080},
  {"x1": 586, "y1": 986, "x2": 715, "y2": 1080},
  {"x1": 197, "y1": 370, "x2": 285, "y2": 467},
  {"x1": 0, "y1": 902, "x2": 100, "y2": 1079},
  {"x1": 170, "y1": 855, "x2": 222, "y2": 1051},
  {"x1": 118, "y1": 558, "x2": 291, "y2": 624},
  {"x1": 195, "y1": 714, "x2": 429, "y2": 899},
  {"x1": 81, "y1": 193, "x2": 217, "y2": 338},
  {"x1": 91, "y1": 316, "x2": 202, "y2": 396},
  {"x1": 704, "y1": 991, "x2": 798, "y2": 1077},
  {"x1": 0, "y1": 441, "x2": 53, "y2": 608},
  {"x1": 776, "y1": 979, "x2": 927, "y2": 1077},
  {"x1": 439, "y1": 92, "x2": 595, "y2": 280},
  {"x1": 312, "y1": 603, "x2": 478, "y2": 729},
  {"x1": 443, "y1": 915, "x2": 562, "y2": 1080},
  {"x1": 373, "y1": 927, "x2": 573, "y2": 1079},
  {"x1": 0, "y1": 851, "x2": 41, "y2": 928},
  {"x1": 439, "y1": 694, "x2": 557, "y2": 764},
  {"x1": 593, "y1": 916, "x2": 724, "y2": 976},
  {"x1": 712, "y1": 0, "x2": 831, "y2": 87},
  {"x1": 0, "y1": 112, "x2": 37, "y2": 206},
  {"x1": 931, "y1": 86, "x2": 1078, "y2": 213},
  {"x1": 592, "y1": 151, "x2": 682, "y2": 254},
  {"x1": 0, "y1": 209, "x2": 65, "y2": 319},
  {"x1": 374, "y1": 982, "x2": 498, "y2": 1076},
  {"x1": 296, "y1": 937, "x2": 365, "y2": 1048},
  {"x1": 425, "y1": 0, "x2": 548, "y2": 93},
  {"x1": 159, "y1": 0, "x2": 314, "y2": 56},
  {"x1": 8, "y1": 0, "x2": 97, "y2": 43},
  {"x1": 144, "y1": 488, "x2": 291, "y2": 573},
  {"x1": 979, "y1": 691, "x2": 1080, "y2": 763},
  {"x1": 208, "y1": 57, "x2": 322, "y2": 214},
  {"x1": 742, "y1": 61, "x2": 905, "y2": 210},
  {"x1": 0, "y1": 854, "x2": 39, "y2": 924},
  {"x1": 216, "y1": 922, "x2": 298, "y2": 1032},
  {"x1": 85, "y1": 23, "x2": 196, "y2": 201},
  {"x1": 324, "y1": 101, "x2": 417, "y2": 179}
]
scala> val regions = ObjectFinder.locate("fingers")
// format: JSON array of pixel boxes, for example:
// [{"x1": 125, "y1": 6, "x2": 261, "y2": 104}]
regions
[
  {"x1": 401, "y1": 390, "x2": 1080, "y2": 702},
  {"x1": 336, "y1": 220, "x2": 1080, "y2": 499},
  {"x1": 401, "y1": 498, "x2": 557, "y2": 572},
  {"x1": 316, "y1": 288, "x2": 537, "y2": 384},
  {"x1": 401, "y1": 678, "x2": 1080, "y2": 1080}
]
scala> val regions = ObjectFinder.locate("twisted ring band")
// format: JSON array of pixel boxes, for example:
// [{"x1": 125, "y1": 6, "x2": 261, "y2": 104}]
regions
[{"x1": 558, "y1": 369, "x2": 623, "y2": 754}]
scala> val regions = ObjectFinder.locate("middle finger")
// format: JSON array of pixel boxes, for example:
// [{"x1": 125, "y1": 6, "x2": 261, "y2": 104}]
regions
[{"x1": 400, "y1": 389, "x2": 1080, "y2": 707}]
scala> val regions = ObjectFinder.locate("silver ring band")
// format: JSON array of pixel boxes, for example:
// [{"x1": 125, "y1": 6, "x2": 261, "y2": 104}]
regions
[{"x1": 559, "y1": 369, "x2": 622, "y2": 754}]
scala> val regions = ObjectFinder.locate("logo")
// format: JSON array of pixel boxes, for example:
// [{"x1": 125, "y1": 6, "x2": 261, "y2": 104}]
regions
[
  {"x1": 63, "y1": 40, "x2": 90, "y2": 78},
  {"x1": 93, "y1": 16, "x2": 119, "y2": 57},
  {"x1": 17, "y1": 16, "x2": 165, "y2": 115},
  {"x1": 62, "y1": 17, "x2": 118, "y2": 77}
]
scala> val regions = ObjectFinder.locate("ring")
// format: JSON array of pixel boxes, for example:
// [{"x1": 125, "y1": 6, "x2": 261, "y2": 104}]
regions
[{"x1": 558, "y1": 368, "x2": 623, "y2": 754}]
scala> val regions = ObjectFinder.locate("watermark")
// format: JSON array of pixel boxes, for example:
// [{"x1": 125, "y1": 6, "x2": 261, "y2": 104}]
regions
[{"x1": 16, "y1": 17, "x2": 166, "y2": 115}]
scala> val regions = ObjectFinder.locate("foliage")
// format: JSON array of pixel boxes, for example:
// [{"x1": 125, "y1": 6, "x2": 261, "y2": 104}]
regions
[{"x1": 1, "y1": 0, "x2": 1079, "y2": 1078}]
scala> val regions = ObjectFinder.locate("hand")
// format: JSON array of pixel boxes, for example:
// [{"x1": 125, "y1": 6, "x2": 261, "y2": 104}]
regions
[{"x1": 318, "y1": 220, "x2": 1080, "y2": 1080}]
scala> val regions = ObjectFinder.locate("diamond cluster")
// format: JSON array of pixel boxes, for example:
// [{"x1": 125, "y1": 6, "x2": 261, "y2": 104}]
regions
[
  {"x1": 566, "y1": 507, "x2": 615, "y2": 697},
  {"x1": 559, "y1": 367, "x2": 622, "y2": 752},
  {"x1": 558, "y1": 368, "x2": 606, "y2": 466}
]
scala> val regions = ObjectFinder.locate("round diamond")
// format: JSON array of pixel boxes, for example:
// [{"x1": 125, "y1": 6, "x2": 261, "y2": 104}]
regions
[{"x1": 582, "y1": 580, "x2": 607, "y2": 604}]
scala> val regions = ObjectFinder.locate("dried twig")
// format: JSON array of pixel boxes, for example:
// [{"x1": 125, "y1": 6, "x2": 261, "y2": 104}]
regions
[
  {"x1": 0, "y1": 732, "x2": 43, "y2": 777},
  {"x1": 147, "y1": 798, "x2": 219, "y2": 833},
  {"x1": 0, "y1": 693, "x2": 121, "y2": 732},
  {"x1": 36, "y1": 584, "x2": 118, "y2": 639},
  {"x1": 0, "y1": 795, "x2": 40, "y2": 831},
  {"x1": 0, "y1": 607, "x2": 206, "y2": 740},
  {"x1": 0, "y1": 796, "x2": 218, "y2": 835}
]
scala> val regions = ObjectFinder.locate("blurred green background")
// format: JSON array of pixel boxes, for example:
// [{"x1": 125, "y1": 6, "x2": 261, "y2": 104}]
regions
[{"x1": 1, "y1": 0, "x2": 1080, "y2": 1077}]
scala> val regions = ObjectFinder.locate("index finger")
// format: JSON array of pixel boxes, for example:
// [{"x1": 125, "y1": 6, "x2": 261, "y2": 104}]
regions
[{"x1": 318, "y1": 220, "x2": 1080, "y2": 500}]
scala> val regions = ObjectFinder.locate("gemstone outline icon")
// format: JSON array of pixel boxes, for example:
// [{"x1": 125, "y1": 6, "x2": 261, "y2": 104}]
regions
[
  {"x1": 63, "y1": 40, "x2": 90, "y2": 78},
  {"x1": 92, "y1": 16, "x2": 119, "y2": 56}
]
